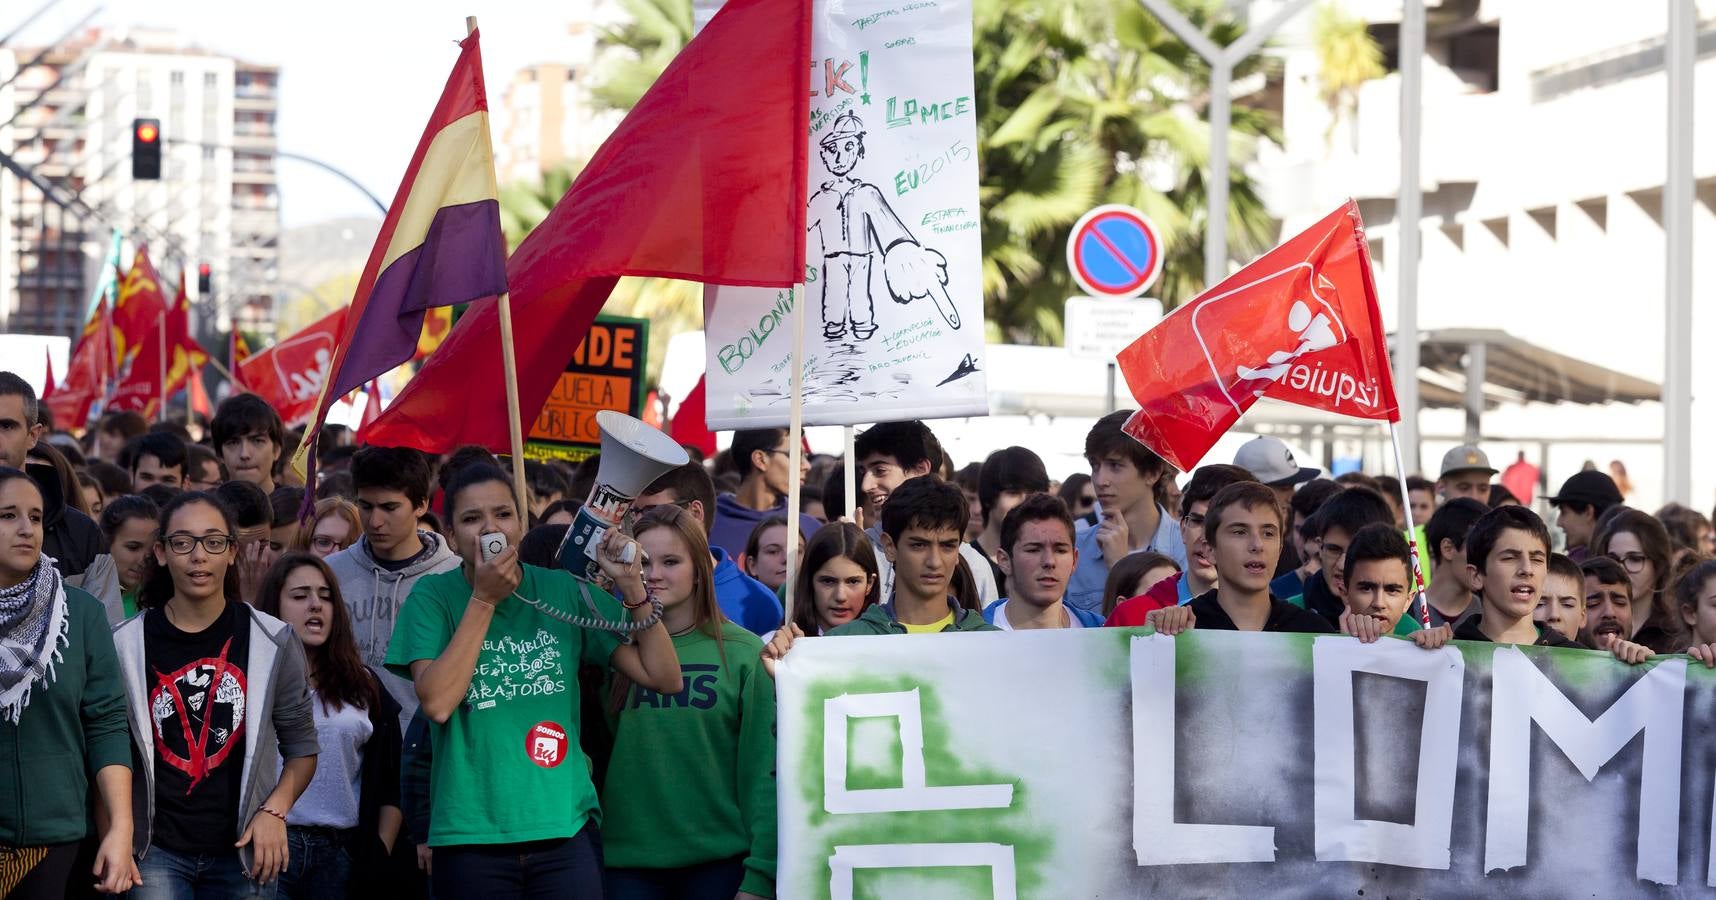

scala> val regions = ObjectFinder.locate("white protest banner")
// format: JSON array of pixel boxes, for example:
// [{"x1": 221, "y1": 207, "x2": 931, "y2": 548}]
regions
[
  {"x1": 776, "y1": 629, "x2": 1715, "y2": 897},
  {"x1": 698, "y1": 0, "x2": 988, "y2": 429}
]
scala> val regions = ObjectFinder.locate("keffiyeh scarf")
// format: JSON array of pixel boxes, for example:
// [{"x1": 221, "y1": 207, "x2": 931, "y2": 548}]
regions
[{"x1": 0, "y1": 556, "x2": 69, "y2": 724}]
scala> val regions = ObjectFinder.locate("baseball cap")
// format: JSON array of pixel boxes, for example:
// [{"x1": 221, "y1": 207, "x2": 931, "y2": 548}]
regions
[
  {"x1": 1233, "y1": 437, "x2": 1318, "y2": 487},
  {"x1": 1437, "y1": 445, "x2": 1497, "y2": 479},
  {"x1": 1547, "y1": 470, "x2": 1623, "y2": 509}
]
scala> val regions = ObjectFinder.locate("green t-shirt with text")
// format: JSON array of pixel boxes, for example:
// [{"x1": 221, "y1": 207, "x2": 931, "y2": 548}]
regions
[{"x1": 385, "y1": 564, "x2": 623, "y2": 847}]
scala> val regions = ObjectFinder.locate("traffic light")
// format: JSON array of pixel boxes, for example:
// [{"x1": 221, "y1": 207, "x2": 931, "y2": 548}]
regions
[
  {"x1": 197, "y1": 263, "x2": 212, "y2": 296},
  {"x1": 132, "y1": 118, "x2": 161, "y2": 180}
]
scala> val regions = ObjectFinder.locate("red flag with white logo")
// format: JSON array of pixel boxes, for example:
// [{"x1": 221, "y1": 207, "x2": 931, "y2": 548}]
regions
[
  {"x1": 237, "y1": 308, "x2": 348, "y2": 426},
  {"x1": 1115, "y1": 200, "x2": 1398, "y2": 471}
]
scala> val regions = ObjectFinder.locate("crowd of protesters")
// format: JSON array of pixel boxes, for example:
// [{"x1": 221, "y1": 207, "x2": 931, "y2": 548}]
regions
[{"x1": 2, "y1": 367, "x2": 1715, "y2": 898}]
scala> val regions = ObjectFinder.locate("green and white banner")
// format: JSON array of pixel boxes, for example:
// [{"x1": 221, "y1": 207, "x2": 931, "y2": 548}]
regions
[{"x1": 775, "y1": 630, "x2": 1716, "y2": 898}]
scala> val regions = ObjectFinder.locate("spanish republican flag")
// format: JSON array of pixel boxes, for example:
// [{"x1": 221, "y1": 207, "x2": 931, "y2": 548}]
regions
[{"x1": 299, "y1": 27, "x2": 507, "y2": 465}]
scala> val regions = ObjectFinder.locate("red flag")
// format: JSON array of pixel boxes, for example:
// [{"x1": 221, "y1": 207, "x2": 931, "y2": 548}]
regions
[
  {"x1": 43, "y1": 348, "x2": 55, "y2": 397},
  {"x1": 189, "y1": 366, "x2": 212, "y2": 418},
  {"x1": 109, "y1": 279, "x2": 209, "y2": 419},
  {"x1": 363, "y1": 0, "x2": 811, "y2": 453},
  {"x1": 45, "y1": 300, "x2": 113, "y2": 429},
  {"x1": 360, "y1": 381, "x2": 384, "y2": 430},
  {"x1": 668, "y1": 376, "x2": 716, "y2": 458},
  {"x1": 112, "y1": 248, "x2": 170, "y2": 366},
  {"x1": 237, "y1": 308, "x2": 348, "y2": 427},
  {"x1": 164, "y1": 279, "x2": 209, "y2": 391},
  {"x1": 1116, "y1": 200, "x2": 1398, "y2": 471}
]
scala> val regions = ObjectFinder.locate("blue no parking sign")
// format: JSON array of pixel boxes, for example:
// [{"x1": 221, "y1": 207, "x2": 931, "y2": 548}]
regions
[{"x1": 1066, "y1": 205, "x2": 1164, "y2": 299}]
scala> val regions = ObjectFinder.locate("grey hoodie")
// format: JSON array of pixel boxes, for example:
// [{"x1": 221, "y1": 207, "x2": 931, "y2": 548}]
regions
[
  {"x1": 325, "y1": 530, "x2": 459, "y2": 732},
  {"x1": 112, "y1": 604, "x2": 318, "y2": 870}
]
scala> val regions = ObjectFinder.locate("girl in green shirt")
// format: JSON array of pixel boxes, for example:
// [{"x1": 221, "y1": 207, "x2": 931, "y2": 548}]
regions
[
  {"x1": 98, "y1": 494, "x2": 158, "y2": 622},
  {"x1": 602, "y1": 504, "x2": 777, "y2": 899},
  {"x1": 386, "y1": 463, "x2": 682, "y2": 898}
]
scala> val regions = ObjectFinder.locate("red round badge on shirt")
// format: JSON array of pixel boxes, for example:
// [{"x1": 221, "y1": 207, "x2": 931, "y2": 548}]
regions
[{"x1": 526, "y1": 721, "x2": 569, "y2": 768}]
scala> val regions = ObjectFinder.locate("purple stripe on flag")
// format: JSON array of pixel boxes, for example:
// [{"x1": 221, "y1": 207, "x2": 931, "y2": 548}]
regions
[{"x1": 329, "y1": 198, "x2": 507, "y2": 402}]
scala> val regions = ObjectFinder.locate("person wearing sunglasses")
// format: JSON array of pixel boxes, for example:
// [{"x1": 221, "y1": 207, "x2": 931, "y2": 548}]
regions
[{"x1": 110, "y1": 491, "x2": 319, "y2": 897}]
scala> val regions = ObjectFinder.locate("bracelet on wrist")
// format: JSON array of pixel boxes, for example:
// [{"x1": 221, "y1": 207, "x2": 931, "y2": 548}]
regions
[{"x1": 259, "y1": 806, "x2": 287, "y2": 822}]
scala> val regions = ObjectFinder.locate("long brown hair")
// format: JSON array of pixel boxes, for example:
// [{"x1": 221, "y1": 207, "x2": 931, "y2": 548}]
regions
[
  {"x1": 610, "y1": 503, "x2": 723, "y2": 712},
  {"x1": 791, "y1": 522, "x2": 878, "y2": 635},
  {"x1": 255, "y1": 551, "x2": 377, "y2": 713}
]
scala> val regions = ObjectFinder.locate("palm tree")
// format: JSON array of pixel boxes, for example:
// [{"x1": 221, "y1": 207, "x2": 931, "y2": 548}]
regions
[
  {"x1": 589, "y1": 0, "x2": 695, "y2": 111},
  {"x1": 1311, "y1": 0, "x2": 1385, "y2": 148}
]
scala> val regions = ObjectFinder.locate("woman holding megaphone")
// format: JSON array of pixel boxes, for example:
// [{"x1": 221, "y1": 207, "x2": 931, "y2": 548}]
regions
[{"x1": 385, "y1": 463, "x2": 681, "y2": 897}]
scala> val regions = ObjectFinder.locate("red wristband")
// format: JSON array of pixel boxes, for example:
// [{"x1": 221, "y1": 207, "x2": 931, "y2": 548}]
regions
[{"x1": 259, "y1": 806, "x2": 286, "y2": 822}]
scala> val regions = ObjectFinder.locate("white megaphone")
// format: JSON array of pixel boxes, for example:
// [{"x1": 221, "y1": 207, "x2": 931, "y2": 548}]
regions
[{"x1": 555, "y1": 410, "x2": 690, "y2": 581}]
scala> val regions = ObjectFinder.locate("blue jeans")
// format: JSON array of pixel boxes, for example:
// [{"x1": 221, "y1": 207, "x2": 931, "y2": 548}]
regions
[
  {"x1": 277, "y1": 827, "x2": 353, "y2": 900},
  {"x1": 431, "y1": 823, "x2": 603, "y2": 899},
  {"x1": 604, "y1": 855, "x2": 746, "y2": 900},
  {"x1": 128, "y1": 844, "x2": 275, "y2": 899}
]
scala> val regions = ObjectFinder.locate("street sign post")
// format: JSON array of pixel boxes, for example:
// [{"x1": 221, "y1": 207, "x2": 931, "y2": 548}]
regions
[
  {"x1": 1066, "y1": 204, "x2": 1164, "y2": 299},
  {"x1": 1063, "y1": 297, "x2": 1162, "y2": 412}
]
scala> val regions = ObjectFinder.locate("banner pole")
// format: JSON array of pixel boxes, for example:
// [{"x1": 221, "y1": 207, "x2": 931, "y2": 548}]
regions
[
  {"x1": 465, "y1": 15, "x2": 529, "y2": 511},
  {"x1": 785, "y1": 283, "x2": 806, "y2": 625},
  {"x1": 843, "y1": 424, "x2": 857, "y2": 523},
  {"x1": 1387, "y1": 421, "x2": 1430, "y2": 627},
  {"x1": 156, "y1": 312, "x2": 166, "y2": 423}
]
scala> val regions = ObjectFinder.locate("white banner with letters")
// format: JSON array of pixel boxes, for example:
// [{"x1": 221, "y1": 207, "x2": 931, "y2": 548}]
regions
[
  {"x1": 775, "y1": 629, "x2": 1715, "y2": 898},
  {"x1": 698, "y1": 0, "x2": 988, "y2": 429}
]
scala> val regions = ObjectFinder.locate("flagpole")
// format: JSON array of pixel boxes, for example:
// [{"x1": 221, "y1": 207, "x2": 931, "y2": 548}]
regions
[
  {"x1": 467, "y1": 15, "x2": 531, "y2": 511},
  {"x1": 843, "y1": 425, "x2": 857, "y2": 523},
  {"x1": 784, "y1": 283, "x2": 806, "y2": 624},
  {"x1": 1387, "y1": 421, "x2": 1431, "y2": 628},
  {"x1": 156, "y1": 312, "x2": 167, "y2": 423}
]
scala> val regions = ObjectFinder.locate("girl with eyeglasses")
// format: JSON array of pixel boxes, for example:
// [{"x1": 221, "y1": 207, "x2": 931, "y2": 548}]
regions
[
  {"x1": 111, "y1": 491, "x2": 320, "y2": 897},
  {"x1": 1593, "y1": 509, "x2": 1686, "y2": 653},
  {"x1": 0, "y1": 468, "x2": 139, "y2": 897},
  {"x1": 298, "y1": 498, "x2": 361, "y2": 559}
]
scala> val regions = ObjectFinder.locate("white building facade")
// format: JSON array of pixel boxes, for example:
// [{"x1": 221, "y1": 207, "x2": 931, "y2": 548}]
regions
[{"x1": 1253, "y1": 0, "x2": 1716, "y2": 510}]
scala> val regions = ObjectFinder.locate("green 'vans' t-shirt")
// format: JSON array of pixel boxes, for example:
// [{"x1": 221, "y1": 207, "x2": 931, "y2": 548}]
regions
[
  {"x1": 601, "y1": 621, "x2": 777, "y2": 896},
  {"x1": 385, "y1": 563, "x2": 623, "y2": 847}
]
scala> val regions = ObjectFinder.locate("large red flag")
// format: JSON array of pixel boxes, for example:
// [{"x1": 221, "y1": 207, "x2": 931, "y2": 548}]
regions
[
  {"x1": 363, "y1": 0, "x2": 811, "y2": 452},
  {"x1": 112, "y1": 248, "x2": 169, "y2": 367},
  {"x1": 45, "y1": 300, "x2": 113, "y2": 429},
  {"x1": 237, "y1": 308, "x2": 348, "y2": 427},
  {"x1": 1116, "y1": 200, "x2": 1398, "y2": 471},
  {"x1": 298, "y1": 28, "x2": 508, "y2": 468}
]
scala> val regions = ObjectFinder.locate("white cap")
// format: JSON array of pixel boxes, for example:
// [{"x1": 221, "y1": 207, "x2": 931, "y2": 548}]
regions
[{"x1": 1233, "y1": 437, "x2": 1319, "y2": 487}]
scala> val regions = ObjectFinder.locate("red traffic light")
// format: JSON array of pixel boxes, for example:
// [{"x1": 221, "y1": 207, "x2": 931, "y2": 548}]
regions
[
  {"x1": 135, "y1": 122, "x2": 159, "y2": 143},
  {"x1": 198, "y1": 263, "x2": 211, "y2": 277}
]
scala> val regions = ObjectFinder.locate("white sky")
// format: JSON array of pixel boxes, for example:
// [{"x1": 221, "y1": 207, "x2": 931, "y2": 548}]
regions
[{"x1": 12, "y1": 0, "x2": 587, "y2": 226}]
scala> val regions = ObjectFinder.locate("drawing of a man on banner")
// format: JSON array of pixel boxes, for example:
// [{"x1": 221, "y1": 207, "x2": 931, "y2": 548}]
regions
[{"x1": 807, "y1": 113, "x2": 962, "y2": 341}]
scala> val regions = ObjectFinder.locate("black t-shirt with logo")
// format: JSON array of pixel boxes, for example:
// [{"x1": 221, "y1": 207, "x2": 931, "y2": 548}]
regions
[{"x1": 144, "y1": 601, "x2": 251, "y2": 854}]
